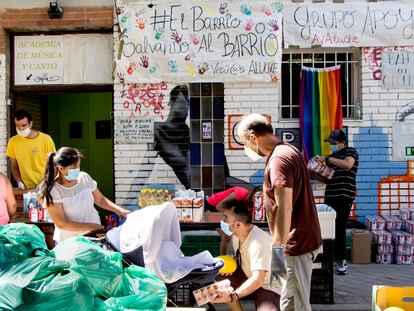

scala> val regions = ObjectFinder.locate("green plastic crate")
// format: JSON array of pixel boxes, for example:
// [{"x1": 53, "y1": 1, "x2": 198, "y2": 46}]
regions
[{"x1": 181, "y1": 235, "x2": 221, "y2": 257}]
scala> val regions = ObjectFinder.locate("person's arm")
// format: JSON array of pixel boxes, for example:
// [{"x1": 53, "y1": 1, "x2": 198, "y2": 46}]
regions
[
  {"x1": 92, "y1": 188, "x2": 130, "y2": 218},
  {"x1": 8, "y1": 157, "x2": 23, "y2": 186},
  {"x1": 47, "y1": 201, "x2": 103, "y2": 231},
  {"x1": 4, "y1": 175, "x2": 16, "y2": 218},
  {"x1": 316, "y1": 155, "x2": 355, "y2": 170},
  {"x1": 272, "y1": 187, "x2": 293, "y2": 246},
  {"x1": 212, "y1": 270, "x2": 265, "y2": 303},
  {"x1": 216, "y1": 191, "x2": 237, "y2": 211}
]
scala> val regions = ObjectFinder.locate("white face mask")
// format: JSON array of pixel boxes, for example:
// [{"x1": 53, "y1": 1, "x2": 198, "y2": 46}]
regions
[
  {"x1": 16, "y1": 127, "x2": 31, "y2": 138},
  {"x1": 244, "y1": 141, "x2": 263, "y2": 161}
]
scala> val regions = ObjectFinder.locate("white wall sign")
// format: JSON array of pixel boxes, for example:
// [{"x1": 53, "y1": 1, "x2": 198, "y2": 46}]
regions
[
  {"x1": 116, "y1": 0, "x2": 283, "y2": 83},
  {"x1": 382, "y1": 51, "x2": 414, "y2": 89},
  {"x1": 14, "y1": 35, "x2": 64, "y2": 85},
  {"x1": 392, "y1": 122, "x2": 414, "y2": 160},
  {"x1": 114, "y1": 117, "x2": 154, "y2": 144},
  {"x1": 14, "y1": 34, "x2": 112, "y2": 85},
  {"x1": 284, "y1": 1, "x2": 414, "y2": 48}
]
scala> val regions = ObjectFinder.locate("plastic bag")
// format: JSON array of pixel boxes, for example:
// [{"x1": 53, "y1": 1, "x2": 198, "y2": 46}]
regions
[
  {"x1": 0, "y1": 256, "x2": 95, "y2": 311},
  {"x1": 0, "y1": 223, "x2": 47, "y2": 265},
  {"x1": 102, "y1": 265, "x2": 167, "y2": 311},
  {"x1": 52, "y1": 237, "x2": 126, "y2": 298}
]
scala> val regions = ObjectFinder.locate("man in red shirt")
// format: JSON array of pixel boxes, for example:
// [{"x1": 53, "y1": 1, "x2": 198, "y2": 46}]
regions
[{"x1": 238, "y1": 114, "x2": 322, "y2": 311}]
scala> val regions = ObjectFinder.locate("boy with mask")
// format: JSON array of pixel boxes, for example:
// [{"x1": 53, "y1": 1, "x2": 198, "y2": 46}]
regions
[
  {"x1": 6, "y1": 110, "x2": 55, "y2": 189},
  {"x1": 213, "y1": 199, "x2": 280, "y2": 311},
  {"x1": 313, "y1": 129, "x2": 359, "y2": 275}
]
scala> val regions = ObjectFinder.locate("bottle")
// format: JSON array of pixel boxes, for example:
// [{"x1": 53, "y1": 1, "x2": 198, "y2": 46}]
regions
[{"x1": 355, "y1": 102, "x2": 362, "y2": 120}]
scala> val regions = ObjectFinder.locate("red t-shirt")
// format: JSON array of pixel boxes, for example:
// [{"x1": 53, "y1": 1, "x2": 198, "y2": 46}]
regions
[
  {"x1": 263, "y1": 141, "x2": 322, "y2": 256},
  {"x1": 207, "y1": 187, "x2": 250, "y2": 207}
]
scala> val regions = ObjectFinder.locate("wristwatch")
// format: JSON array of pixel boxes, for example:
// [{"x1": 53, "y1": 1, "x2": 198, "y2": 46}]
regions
[{"x1": 325, "y1": 156, "x2": 330, "y2": 165}]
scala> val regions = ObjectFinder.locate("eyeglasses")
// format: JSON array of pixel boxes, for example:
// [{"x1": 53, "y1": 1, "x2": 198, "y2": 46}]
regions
[{"x1": 236, "y1": 248, "x2": 242, "y2": 267}]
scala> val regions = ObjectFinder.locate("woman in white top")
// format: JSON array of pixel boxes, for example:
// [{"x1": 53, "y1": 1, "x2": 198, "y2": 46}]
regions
[{"x1": 39, "y1": 147, "x2": 130, "y2": 243}]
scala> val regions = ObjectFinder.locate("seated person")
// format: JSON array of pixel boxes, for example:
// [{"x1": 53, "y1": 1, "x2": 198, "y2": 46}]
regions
[
  {"x1": 0, "y1": 173, "x2": 16, "y2": 225},
  {"x1": 205, "y1": 186, "x2": 261, "y2": 255},
  {"x1": 39, "y1": 147, "x2": 130, "y2": 243},
  {"x1": 212, "y1": 199, "x2": 280, "y2": 311}
]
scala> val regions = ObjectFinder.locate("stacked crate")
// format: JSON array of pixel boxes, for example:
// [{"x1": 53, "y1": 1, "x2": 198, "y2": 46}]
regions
[{"x1": 310, "y1": 239, "x2": 334, "y2": 304}]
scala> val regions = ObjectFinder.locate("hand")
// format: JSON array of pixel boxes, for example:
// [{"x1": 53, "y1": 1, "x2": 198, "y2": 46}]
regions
[
  {"x1": 17, "y1": 181, "x2": 25, "y2": 189},
  {"x1": 270, "y1": 246, "x2": 288, "y2": 288},
  {"x1": 211, "y1": 287, "x2": 234, "y2": 304},
  {"x1": 118, "y1": 209, "x2": 131, "y2": 218},
  {"x1": 314, "y1": 155, "x2": 325, "y2": 162}
]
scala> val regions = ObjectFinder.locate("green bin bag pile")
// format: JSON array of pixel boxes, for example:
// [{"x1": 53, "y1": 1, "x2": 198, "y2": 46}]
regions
[{"x1": 0, "y1": 223, "x2": 167, "y2": 311}]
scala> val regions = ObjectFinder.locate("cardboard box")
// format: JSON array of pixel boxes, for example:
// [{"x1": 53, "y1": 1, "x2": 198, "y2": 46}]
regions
[
  {"x1": 351, "y1": 230, "x2": 372, "y2": 264},
  {"x1": 372, "y1": 285, "x2": 414, "y2": 311}
]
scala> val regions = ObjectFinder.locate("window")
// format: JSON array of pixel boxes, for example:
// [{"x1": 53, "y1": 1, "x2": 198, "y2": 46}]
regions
[{"x1": 281, "y1": 49, "x2": 361, "y2": 119}]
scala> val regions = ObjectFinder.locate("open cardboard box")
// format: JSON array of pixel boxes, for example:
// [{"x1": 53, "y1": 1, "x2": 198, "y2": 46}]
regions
[{"x1": 372, "y1": 285, "x2": 414, "y2": 311}]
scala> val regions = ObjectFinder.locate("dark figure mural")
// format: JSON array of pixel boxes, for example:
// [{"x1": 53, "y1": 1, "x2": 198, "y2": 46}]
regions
[{"x1": 153, "y1": 85, "x2": 190, "y2": 188}]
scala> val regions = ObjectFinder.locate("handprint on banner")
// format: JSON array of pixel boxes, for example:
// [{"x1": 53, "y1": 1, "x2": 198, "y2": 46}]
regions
[
  {"x1": 168, "y1": 59, "x2": 178, "y2": 73},
  {"x1": 240, "y1": 3, "x2": 252, "y2": 16},
  {"x1": 120, "y1": 11, "x2": 131, "y2": 23},
  {"x1": 155, "y1": 27, "x2": 165, "y2": 40},
  {"x1": 149, "y1": 63, "x2": 159, "y2": 74},
  {"x1": 267, "y1": 41, "x2": 277, "y2": 55},
  {"x1": 268, "y1": 20, "x2": 279, "y2": 32},
  {"x1": 185, "y1": 64, "x2": 197, "y2": 76},
  {"x1": 171, "y1": 31, "x2": 183, "y2": 43},
  {"x1": 261, "y1": 5, "x2": 272, "y2": 16},
  {"x1": 198, "y1": 63, "x2": 209, "y2": 75},
  {"x1": 117, "y1": 73, "x2": 125, "y2": 84},
  {"x1": 184, "y1": 52, "x2": 196, "y2": 61},
  {"x1": 271, "y1": 0, "x2": 283, "y2": 13},
  {"x1": 189, "y1": 33, "x2": 200, "y2": 45},
  {"x1": 206, "y1": 6, "x2": 215, "y2": 15},
  {"x1": 127, "y1": 62, "x2": 137, "y2": 75},
  {"x1": 245, "y1": 19, "x2": 254, "y2": 31},
  {"x1": 271, "y1": 73, "x2": 281, "y2": 82},
  {"x1": 115, "y1": 5, "x2": 124, "y2": 15},
  {"x1": 139, "y1": 56, "x2": 149, "y2": 68},
  {"x1": 135, "y1": 8, "x2": 145, "y2": 17},
  {"x1": 136, "y1": 18, "x2": 145, "y2": 30},
  {"x1": 219, "y1": 2, "x2": 228, "y2": 14}
]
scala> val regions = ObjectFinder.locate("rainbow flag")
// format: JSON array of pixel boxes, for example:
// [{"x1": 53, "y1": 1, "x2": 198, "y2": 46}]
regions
[{"x1": 299, "y1": 65, "x2": 343, "y2": 161}]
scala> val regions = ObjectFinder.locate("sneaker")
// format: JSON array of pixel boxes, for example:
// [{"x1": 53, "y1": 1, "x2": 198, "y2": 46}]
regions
[{"x1": 336, "y1": 261, "x2": 348, "y2": 275}]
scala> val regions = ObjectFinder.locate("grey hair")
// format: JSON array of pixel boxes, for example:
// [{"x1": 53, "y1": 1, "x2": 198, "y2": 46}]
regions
[{"x1": 237, "y1": 114, "x2": 273, "y2": 140}]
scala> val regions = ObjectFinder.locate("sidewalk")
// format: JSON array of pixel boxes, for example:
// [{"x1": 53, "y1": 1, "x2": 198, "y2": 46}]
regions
[{"x1": 214, "y1": 263, "x2": 414, "y2": 311}]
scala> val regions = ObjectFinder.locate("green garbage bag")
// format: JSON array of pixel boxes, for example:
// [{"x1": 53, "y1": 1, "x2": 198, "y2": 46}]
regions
[
  {"x1": 52, "y1": 236, "x2": 126, "y2": 298},
  {"x1": 0, "y1": 223, "x2": 48, "y2": 265},
  {"x1": 0, "y1": 256, "x2": 95, "y2": 311},
  {"x1": 102, "y1": 265, "x2": 167, "y2": 311}
]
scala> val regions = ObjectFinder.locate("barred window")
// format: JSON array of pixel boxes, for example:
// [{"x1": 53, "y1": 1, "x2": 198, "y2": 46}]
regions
[{"x1": 281, "y1": 49, "x2": 361, "y2": 119}]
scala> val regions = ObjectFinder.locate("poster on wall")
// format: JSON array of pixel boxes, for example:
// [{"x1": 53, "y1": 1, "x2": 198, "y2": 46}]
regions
[
  {"x1": 381, "y1": 51, "x2": 414, "y2": 89},
  {"x1": 114, "y1": 117, "x2": 154, "y2": 144},
  {"x1": 283, "y1": 1, "x2": 414, "y2": 48},
  {"x1": 116, "y1": 0, "x2": 283, "y2": 83},
  {"x1": 14, "y1": 35, "x2": 64, "y2": 85},
  {"x1": 392, "y1": 122, "x2": 414, "y2": 160},
  {"x1": 14, "y1": 34, "x2": 112, "y2": 85}
]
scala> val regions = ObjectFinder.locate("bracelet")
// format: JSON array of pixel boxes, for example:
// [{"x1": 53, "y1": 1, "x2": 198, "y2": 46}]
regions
[{"x1": 230, "y1": 291, "x2": 239, "y2": 302}]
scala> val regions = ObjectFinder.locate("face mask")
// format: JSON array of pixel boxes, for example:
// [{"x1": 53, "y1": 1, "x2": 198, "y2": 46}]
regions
[
  {"x1": 330, "y1": 145, "x2": 340, "y2": 153},
  {"x1": 244, "y1": 142, "x2": 263, "y2": 161},
  {"x1": 220, "y1": 220, "x2": 233, "y2": 236},
  {"x1": 16, "y1": 127, "x2": 31, "y2": 138},
  {"x1": 64, "y1": 168, "x2": 80, "y2": 181}
]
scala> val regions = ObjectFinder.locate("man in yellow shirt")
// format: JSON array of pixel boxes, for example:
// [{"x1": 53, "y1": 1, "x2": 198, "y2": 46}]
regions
[{"x1": 6, "y1": 110, "x2": 56, "y2": 189}]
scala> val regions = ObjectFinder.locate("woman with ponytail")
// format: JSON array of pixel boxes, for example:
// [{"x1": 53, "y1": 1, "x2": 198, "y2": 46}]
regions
[{"x1": 39, "y1": 147, "x2": 130, "y2": 243}]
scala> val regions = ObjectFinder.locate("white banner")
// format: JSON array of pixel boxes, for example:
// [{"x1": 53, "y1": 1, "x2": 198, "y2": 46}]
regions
[
  {"x1": 382, "y1": 51, "x2": 414, "y2": 89},
  {"x1": 116, "y1": 0, "x2": 283, "y2": 83},
  {"x1": 14, "y1": 35, "x2": 64, "y2": 85},
  {"x1": 283, "y1": 1, "x2": 414, "y2": 48},
  {"x1": 14, "y1": 34, "x2": 112, "y2": 85}
]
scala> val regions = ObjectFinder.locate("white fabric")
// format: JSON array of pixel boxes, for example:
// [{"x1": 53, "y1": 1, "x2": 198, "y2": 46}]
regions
[
  {"x1": 119, "y1": 202, "x2": 215, "y2": 283},
  {"x1": 232, "y1": 226, "x2": 275, "y2": 292},
  {"x1": 49, "y1": 172, "x2": 100, "y2": 242}
]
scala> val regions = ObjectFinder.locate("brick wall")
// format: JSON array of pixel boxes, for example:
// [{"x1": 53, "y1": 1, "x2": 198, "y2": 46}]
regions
[{"x1": 0, "y1": 5, "x2": 113, "y2": 174}]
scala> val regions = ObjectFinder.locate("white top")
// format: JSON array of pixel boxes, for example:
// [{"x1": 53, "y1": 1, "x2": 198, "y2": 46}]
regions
[
  {"x1": 232, "y1": 225, "x2": 275, "y2": 292},
  {"x1": 50, "y1": 172, "x2": 101, "y2": 242}
]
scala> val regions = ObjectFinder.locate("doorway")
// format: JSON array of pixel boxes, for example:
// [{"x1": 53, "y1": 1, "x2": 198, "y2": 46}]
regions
[{"x1": 15, "y1": 92, "x2": 114, "y2": 200}]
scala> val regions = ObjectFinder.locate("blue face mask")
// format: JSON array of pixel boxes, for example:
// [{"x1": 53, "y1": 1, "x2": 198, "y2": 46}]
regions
[
  {"x1": 330, "y1": 145, "x2": 340, "y2": 153},
  {"x1": 220, "y1": 220, "x2": 233, "y2": 236},
  {"x1": 65, "y1": 168, "x2": 80, "y2": 181}
]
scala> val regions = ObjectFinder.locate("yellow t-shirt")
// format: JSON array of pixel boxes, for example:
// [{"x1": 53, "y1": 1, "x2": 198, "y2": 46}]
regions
[{"x1": 6, "y1": 132, "x2": 56, "y2": 189}]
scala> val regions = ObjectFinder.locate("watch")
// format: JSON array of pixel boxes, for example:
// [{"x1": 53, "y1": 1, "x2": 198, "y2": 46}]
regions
[{"x1": 325, "y1": 156, "x2": 330, "y2": 165}]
